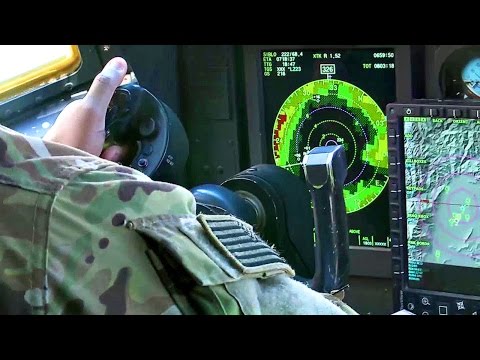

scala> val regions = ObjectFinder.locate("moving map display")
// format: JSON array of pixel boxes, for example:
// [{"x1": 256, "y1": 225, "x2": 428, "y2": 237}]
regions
[
  {"x1": 405, "y1": 116, "x2": 480, "y2": 296},
  {"x1": 262, "y1": 48, "x2": 396, "y2": 248}
]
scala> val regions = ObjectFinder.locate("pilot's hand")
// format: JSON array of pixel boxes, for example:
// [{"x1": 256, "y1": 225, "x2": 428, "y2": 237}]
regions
[{"x1": 43, "y1": 57, "x2": 128, "y2": 162}]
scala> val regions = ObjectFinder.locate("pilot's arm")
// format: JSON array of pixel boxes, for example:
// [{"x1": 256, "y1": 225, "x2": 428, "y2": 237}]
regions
[{"x1": 0, "y1": 58, "x2": 357, "y2": 315}]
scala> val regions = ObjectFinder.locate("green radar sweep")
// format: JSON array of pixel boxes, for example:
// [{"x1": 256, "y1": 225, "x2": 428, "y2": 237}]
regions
[{"x1": 272, "y1": 79, "x2": 389, "y2": 213}]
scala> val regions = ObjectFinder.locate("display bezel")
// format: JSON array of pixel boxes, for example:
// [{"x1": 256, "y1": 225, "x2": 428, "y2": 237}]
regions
[
  {"x1": 242, "y1": 45, "x2": 413, "y2": 278},
  {"x1": 387, "y1": 100, "x2": 480, "y2": 310}
]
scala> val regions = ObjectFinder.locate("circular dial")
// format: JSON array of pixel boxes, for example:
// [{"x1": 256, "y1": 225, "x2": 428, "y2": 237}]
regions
[
  {"x1": 272, "y1": 79, "x2": 389, "y2": 213},
  {"x1": 461, "y1": 57, "x2": 480, "y2": 98}
]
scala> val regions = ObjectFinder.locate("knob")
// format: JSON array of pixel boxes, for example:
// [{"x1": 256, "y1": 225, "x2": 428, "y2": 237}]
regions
[{"x1": 139, "y1": 117, "x2": 157, "y2": 138}]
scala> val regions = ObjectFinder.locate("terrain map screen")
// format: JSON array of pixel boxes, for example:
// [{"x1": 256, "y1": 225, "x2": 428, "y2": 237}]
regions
[{"x1": 404, "y1": 116, "x2": 480, "y2": 296}]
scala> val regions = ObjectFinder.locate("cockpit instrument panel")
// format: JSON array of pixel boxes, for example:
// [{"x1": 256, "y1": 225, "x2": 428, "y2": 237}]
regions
[
  {"x1": 261, "y1": 48, "x2": 396, "y2": 249},
  {"x1": 388, "y1": 100, "x2": 480, "y2": 315}
]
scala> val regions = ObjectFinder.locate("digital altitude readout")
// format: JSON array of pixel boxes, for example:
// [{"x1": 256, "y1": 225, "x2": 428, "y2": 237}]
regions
[{"x1": 262, "y1": 48, "x2": 396, "y2": 248}]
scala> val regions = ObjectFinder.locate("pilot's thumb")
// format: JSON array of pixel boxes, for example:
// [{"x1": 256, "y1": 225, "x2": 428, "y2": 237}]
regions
[{"x1": 83, "y1": 57, "x2": 128, "y2": 111}]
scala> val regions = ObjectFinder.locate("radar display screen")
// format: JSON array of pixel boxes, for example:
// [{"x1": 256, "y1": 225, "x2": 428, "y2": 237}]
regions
[
  {"x1": 262, "y1": 48, "x2": 396, "y2": 248},
  {"x1": 405, "y1": 116, "x2": 480, "y2": 296}
]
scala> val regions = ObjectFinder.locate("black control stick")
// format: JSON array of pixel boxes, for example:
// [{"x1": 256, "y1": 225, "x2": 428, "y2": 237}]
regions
[{"x1": 303, "y1": 145, "x2": 350, "y2": 294}]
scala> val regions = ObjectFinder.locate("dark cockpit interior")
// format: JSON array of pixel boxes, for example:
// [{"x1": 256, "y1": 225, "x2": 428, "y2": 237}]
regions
[{"x1": 1, "y1": 45, "x2": 480, "y2": 315}]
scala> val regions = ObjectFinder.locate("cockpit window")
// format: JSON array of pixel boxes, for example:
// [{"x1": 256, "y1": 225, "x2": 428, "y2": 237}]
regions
[{"x1": 0, "y1": 45, "x2": 81, "y2": 102}]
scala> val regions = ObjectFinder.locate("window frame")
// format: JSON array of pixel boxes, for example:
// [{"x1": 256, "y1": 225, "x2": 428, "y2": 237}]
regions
[{"x1": 0, "y1": 45, "x2": 105, "y2": 122}]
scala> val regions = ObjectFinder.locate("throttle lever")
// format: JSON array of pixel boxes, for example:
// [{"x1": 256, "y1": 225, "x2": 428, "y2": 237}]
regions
[{"x1": 303, "y1": 145, "x2": 350, "y2": 294}]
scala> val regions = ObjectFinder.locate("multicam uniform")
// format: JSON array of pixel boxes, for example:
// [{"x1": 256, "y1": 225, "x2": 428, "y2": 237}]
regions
[{"x1": 0, "y1": 125, "x2": 357, "y2": 315}]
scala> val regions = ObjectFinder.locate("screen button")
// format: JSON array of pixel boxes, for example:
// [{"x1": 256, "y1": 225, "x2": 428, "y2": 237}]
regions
[
  {"x1": 390, "y1": 209, "x2": 400, "y2": 230},
  {"x1": 421, "y1": 296, "x2": 432, "y2": 307},
  {"x1": 454, "y1": 300, "x2": 468, "y2": 315},
  {"x1": 438, "y1": 303, "x2": 449, "y2": 315},
  {"x1": 446, "y1": 109, "x2": 463, "y2": 118},
  {"x1": 390, "y1": 233, "x2": 400, "y2": 246},
  {"x1": 390, "y1": 181, "x2": 398, "y2": 192},
  {"x1": 455, "y1": 300, "x2": 466, "y2": 311},
  {"x1": 389, "y1": 155, "x2": 397, "y2": 166},
  {"x1": 388, "y1": 128, "x2": 397, "y2": 145},
  {"x1": 391, "y1": 245, "x2": 400, "y2": 258},
  {"x1": 422, "y1": 108, "x2": 439, "y2": 117},
  {"x1": 391, "y1": 209, "x2": 399, "y2": 220},
  {"x1": 389, "y1": 181, "x2": 399, "y2": 203},
  {"x1": 469, "y1": 109, "x2": 480, "y2": 119}
]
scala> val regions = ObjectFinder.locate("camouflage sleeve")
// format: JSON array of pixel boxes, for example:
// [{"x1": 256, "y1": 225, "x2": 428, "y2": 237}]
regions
[
  {"x1": 47, "y1": 160, "x2": 197, "y2": 315},
  {"x1": 0, "y1": 125, "x2": 196, "y2": 314}
]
